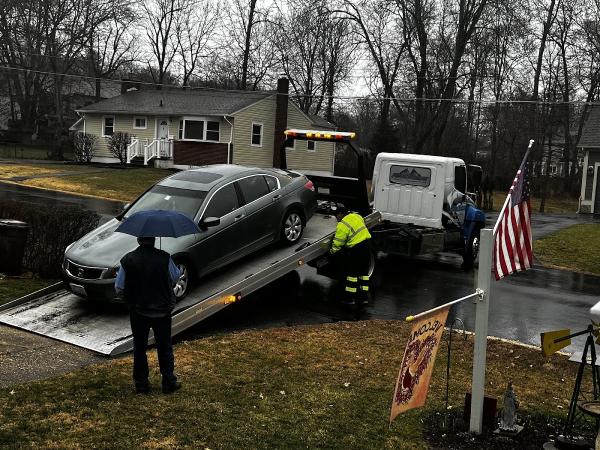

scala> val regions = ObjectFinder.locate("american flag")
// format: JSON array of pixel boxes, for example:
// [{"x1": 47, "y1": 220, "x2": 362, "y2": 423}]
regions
[{"x1": 493, "y1": 143, "x2": 533, "y2": 280}]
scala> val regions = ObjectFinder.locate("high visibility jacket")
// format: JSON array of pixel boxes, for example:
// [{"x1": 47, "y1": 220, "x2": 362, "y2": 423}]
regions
[{"x1": 330, "y1": 212, "x2": 371, "y2": 254}]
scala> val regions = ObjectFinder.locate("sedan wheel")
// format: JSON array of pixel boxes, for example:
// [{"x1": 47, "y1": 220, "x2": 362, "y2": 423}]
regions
[
  {"x1": 282, "y1": 211, "x2": 304, "y2": 245},
  {"x1": 173, "y1": 262, "x2": 190, "y2": 300}
]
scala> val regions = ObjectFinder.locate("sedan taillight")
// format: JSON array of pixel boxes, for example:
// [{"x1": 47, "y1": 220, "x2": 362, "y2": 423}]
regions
[{"x1": 304, "y1": 180, "x2": 315, "y2": 191}]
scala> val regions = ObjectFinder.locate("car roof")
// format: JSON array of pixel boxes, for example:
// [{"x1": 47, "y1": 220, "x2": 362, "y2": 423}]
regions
[{"x1": 158, "y1": 164, "x2": 262, "y2": 191}]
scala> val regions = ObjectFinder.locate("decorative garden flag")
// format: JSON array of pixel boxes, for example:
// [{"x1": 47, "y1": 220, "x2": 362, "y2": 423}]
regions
[{"x1": 390, "y1": 306, "x2": 450, "y2": 423}]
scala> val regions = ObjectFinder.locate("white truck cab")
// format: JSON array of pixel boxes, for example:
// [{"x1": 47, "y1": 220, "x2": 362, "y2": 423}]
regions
[
  {"x1": 279, "y1": 128, "x2": 485, "y2": 268},
  {"x1": 372, "y1": 152, "x2": 475, "y2": 229}
]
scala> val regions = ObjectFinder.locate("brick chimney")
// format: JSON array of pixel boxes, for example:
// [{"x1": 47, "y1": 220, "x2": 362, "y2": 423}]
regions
[{"x1": 272, "y1": 77, "x2": 289, "y2": 168}]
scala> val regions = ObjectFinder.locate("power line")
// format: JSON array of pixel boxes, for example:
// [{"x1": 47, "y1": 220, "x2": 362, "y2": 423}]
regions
[{"x1": 0, "y1": 64, "x2": 596, "y2": 106}]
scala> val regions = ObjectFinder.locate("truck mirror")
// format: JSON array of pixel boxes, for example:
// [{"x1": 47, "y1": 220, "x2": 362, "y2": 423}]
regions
[{"x1": 454, "y1": 166, "x2": 467, "y2": 193}]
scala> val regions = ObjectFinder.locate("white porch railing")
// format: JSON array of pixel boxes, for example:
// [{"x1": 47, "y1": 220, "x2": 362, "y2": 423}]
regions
[
  {"x1": 143, "y1": 139, "x2": 173, "y2": 165},
  {"x1": 126, "y1": 138, "x2": 143, "y2": 164}
]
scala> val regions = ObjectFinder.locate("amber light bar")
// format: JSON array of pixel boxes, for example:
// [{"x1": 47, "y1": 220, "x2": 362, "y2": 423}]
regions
[{"x1": 284, "y1": 129, "x2": 356, "y2": 142}]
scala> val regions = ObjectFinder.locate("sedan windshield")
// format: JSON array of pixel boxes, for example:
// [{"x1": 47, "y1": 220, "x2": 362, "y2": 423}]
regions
[{"x1": 124, "y1": 185, "x2": 208, "y2": 220}]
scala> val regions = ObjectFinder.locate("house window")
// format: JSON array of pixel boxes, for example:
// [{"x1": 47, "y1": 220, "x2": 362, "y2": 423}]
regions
[
  {"x1": 185, "y1": 120, "x2": 205, "y2": 140},
  {"x1": 286, "y1": 138, "x2": 295, "y2": 150},
  {"x1": 180, "y1": 118, "x2": 220, "y2": 142},
  {"x1": 206, "y1": 121, "x2": 220, "y2": 142},
  {"x1": 307, "y1": 140, "x2": 316, "y2": 152},
  {"x1": 133, "y1": 116, "x2": 147, "y2": 129},
  {"x1": 251, "y1": 123, "x2": 263, "y2": 147},
  {"x1": 103, "y1": 116, "x2": 114, "y2": 137}
]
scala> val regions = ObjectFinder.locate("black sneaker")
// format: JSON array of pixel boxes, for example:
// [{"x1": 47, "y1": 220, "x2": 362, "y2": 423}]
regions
[
  {"x1": 341, "y1": 298, "x2": 356, "y2": 306},
  {"x1": 162, "y1": 382, "x2": 182, "y2": 394},
  {"x1": 360, "y1": 298, "x2": 369, "y2": 306}
]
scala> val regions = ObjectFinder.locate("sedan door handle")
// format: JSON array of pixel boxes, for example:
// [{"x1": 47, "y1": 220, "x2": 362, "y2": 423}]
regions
[
  {"x1": 234, "y1": 213, "x2": 245, "y2": 221},
  {"x1": 272, "y1": 194, "x2": 282, "y2": 201}
]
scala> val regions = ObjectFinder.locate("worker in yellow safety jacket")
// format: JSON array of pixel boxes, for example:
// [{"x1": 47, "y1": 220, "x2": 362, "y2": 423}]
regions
[{"x1": 330, "y1": 206, "x2": 372, "y2": 306}]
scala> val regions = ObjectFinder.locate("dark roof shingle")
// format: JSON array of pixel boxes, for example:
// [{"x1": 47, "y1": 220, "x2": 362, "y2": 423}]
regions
[
  {"x1": 77, "y1": 88, "x2": 273, "y2": 116},
  {"x1": 578, "y1": 105, "x2": 600, "y2": 148}
]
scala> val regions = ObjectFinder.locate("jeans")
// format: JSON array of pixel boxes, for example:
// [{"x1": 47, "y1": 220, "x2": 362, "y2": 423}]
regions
[{"x1": 130, "y1": 312, "x2": 177, "y2": 387}]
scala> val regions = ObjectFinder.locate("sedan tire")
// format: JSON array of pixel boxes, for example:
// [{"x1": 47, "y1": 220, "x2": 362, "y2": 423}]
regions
[
  {"x1": 173, "y1": 260, "x2": 192, "y2": 300},
  {"x1": 281, "y1": 210, "x2": 304, "y2": 246}
]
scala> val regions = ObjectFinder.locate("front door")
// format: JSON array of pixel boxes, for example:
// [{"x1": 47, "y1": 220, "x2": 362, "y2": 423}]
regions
[{"x1": 157, "y1": 118, "x2": 169, "y2": 140}]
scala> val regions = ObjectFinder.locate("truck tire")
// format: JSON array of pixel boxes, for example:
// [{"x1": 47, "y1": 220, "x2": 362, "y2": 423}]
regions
[
  {"x1": 368, "y1": 247, "x2": 376, "y2": 277},
  {"x1": 462, "y1": 229, "x2": 480, "y2": 270}
]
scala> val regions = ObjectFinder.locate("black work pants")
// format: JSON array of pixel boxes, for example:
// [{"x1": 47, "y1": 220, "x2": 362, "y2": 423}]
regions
[
  {"x1": 344, "y1": 240, "x2": 371, "y2": 302},
  {"x1": 130, "y1": 312, "x2": 177, "y2": 387}
]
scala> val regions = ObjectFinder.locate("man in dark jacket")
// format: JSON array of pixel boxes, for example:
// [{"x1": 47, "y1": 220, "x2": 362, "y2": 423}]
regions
[{"x1": 115, "y1": 236, "x2": 181, "y2": 394}]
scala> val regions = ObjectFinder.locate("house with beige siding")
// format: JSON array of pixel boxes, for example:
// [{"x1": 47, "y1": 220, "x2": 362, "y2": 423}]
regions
[
  {"x1": 71, "y1": 79, "x2": 336, "y2": 174},
  {"x1": 578, "y1": 106, "x2": 600, "y2": 213}
]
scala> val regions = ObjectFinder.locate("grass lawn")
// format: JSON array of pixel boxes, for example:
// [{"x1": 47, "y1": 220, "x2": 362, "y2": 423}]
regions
[
  {"x1": 0, "y1": 320, "x2": 578, "y2": 449},
  {"x1": 491, "y1": 191, "x2": 578, "y2": 214},
  {"x1": 0, "y1": 163, "x2": 89, "y2": 179},
  {"x1": 534, "y1": 223, "x2": 600, "y2": 275},
  {"x1": 0, "y1": 163, "x2": 169, "y2": 202},
  {"x1": 0, "y1": 277, "x2": 57, "y2": 306},
  {"x1": 22, "y1": 168, "x2": 170, "y2": 202}
]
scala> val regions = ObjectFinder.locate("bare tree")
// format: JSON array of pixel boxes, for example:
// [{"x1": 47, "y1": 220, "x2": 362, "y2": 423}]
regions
[
  {"x1": 88, "y1": 11, "x2": 137, "y2": 100},
  {"x1": 337, "y1": 0, "x2": 408, "y2": 151},
  {"x1": 273, "y1": 0, "x2": 335, "y2": 114},
  {"x1": 318, "y1": 17, "x2": 358, "y2": 122},
  {"x1": 140, "y1": 0, "x2": 186, "y2": 88},
  {"x1": 45, "y1": 0, "x2": 120, "y2": 155},
  {"x1": 175, "y1": 0, "x2": 219, "y2": 86},
  {"x1": 212, "y1": 0, "x2": 276, "y2": 90},
  {"x1": 0, "y1": 0, "x2": 52, "y2": 136}
]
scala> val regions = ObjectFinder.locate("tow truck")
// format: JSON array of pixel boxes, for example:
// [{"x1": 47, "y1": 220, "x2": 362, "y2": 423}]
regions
[
  {"x1": 0, "y1": 129, "x2": 484, "y2": 356},
  {"x1": 280, "y1": 129, "x2": 486, "y2": 269}
]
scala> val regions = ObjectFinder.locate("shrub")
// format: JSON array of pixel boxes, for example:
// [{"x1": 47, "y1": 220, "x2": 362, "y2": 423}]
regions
[
  {"x1": 73, "y1": 132, "x2": 97, "y2": 163},
  {"x1": 0, "y1": 200, "x2": 100, "y2": 278},
  {"x1": 108, "y1": 131, "x2": 131, "y2": 164}
]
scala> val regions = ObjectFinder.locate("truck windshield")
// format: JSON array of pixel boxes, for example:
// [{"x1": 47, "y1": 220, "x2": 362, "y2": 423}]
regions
[{"x1": 124, "y1": 185, "x2": 208, "y2": 220}]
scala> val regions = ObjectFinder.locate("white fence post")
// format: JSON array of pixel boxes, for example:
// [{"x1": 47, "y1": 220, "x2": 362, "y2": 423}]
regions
[{"x1": 469, "y1": 228, "x2": 493, "y2": 434}]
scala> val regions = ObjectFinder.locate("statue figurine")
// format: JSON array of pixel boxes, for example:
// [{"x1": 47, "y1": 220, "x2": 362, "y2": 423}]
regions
[{"x1": 500, "y1": 381, "x2": 519, "y2": 431}]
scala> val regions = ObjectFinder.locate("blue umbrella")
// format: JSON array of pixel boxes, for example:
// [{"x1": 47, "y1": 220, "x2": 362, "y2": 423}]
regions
[{"x1": 115, "y1": 210, "x2": 200, "y2": 238}]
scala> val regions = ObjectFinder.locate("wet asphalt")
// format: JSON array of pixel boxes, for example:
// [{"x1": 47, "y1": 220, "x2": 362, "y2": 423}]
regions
[{"x1": 1, "y1": 183, "x2": 599, "y2": 355}]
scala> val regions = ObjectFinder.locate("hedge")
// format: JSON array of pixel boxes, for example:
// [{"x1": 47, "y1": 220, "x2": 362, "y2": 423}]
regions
[{"x1": 0, "y1": 200, "x2": 100, "y2": 277}]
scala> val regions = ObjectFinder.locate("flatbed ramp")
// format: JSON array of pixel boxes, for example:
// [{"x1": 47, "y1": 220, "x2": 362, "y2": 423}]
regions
[{"x1": 0, "y1": 214, "x2": 363, "y2": 356}]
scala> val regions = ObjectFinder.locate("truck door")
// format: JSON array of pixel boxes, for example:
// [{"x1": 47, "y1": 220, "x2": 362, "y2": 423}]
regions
[{"x1": 374, "y1": 161, "x2": 444, "y2": 228}]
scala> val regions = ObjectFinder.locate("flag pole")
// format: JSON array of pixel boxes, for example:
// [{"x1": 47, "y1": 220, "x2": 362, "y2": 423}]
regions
[
  {"x1": 469, "y1": 228, "x2": 493, "y2": 434},
  {"x1": 405, "y1": 291, "x2": 482, "y2": 323},
  {"x1": 492, "y1": 139, "x2": 535, "y2": 236}
]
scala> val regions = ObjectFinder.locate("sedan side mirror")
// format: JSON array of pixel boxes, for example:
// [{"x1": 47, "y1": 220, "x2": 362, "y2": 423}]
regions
[{"x1": 201, "y1": 216, "x2": 220, "y2": 228}]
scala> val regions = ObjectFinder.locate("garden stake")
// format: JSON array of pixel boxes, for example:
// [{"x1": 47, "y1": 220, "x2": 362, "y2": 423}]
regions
[{"x1": 444, "y1": 317, "x2": 466, "y2": 430}]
